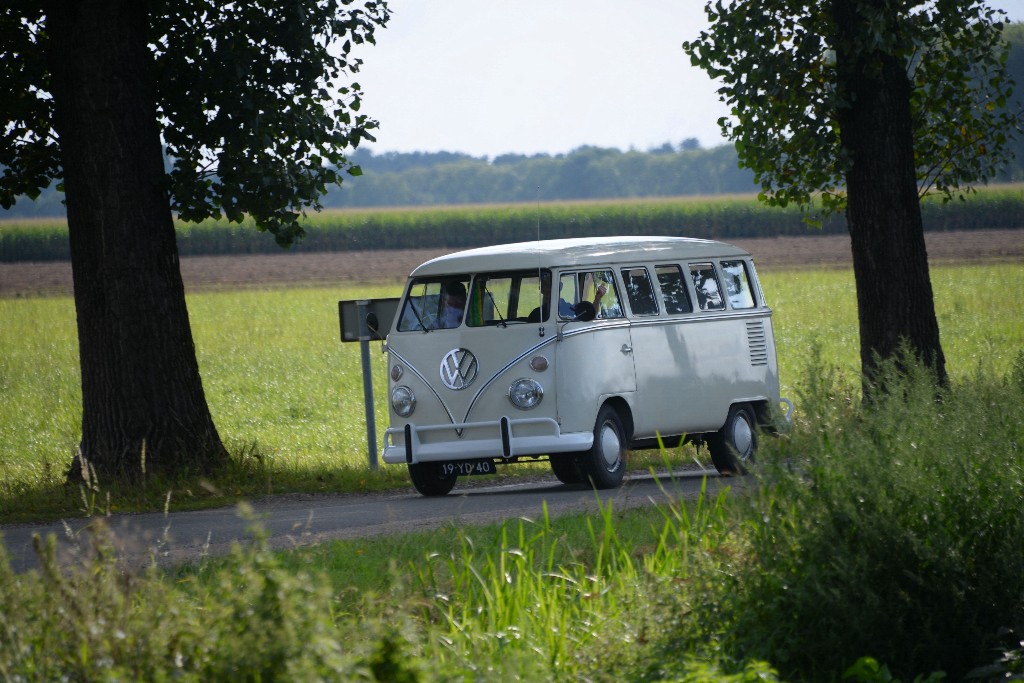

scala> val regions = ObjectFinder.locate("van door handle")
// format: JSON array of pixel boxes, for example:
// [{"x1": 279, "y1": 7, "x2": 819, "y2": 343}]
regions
[{"x1": 620, "y1": 344, "x2": 633, "y2": 355}]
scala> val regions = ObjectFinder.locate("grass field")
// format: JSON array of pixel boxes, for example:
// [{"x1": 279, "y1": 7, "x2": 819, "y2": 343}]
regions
[
  {"x1": 2, "y1": 264, "x2": 1023, "y2": 520},
  {"x1": 2, "y1": 266, "x2": 1024, "y2": 518}
]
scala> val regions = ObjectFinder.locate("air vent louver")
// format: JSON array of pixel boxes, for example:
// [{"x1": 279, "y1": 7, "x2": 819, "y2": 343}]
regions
[{"x1": 746, "y1": 320, "x2": 768, "y2": 366}]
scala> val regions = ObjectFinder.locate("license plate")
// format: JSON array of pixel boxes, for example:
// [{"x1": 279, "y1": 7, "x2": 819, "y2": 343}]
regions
[{"x1": 439, "y1": 459, "x2": 496, "y2": 477}]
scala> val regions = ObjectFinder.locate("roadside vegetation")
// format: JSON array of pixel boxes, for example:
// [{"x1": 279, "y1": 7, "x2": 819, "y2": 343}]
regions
[{"x1": 1, "y1": 349, "x2": 1022, "y2": 681}]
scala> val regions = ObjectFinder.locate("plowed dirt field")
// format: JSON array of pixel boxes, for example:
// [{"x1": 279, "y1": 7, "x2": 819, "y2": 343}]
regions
[{"x1": 2, "y1": 229, "x2": 1022, "y2": 297}]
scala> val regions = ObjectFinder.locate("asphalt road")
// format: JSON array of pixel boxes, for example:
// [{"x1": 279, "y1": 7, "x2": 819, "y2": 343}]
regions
[{"x1": 0, "y1": 469, "x2": 729, "y2": 574}]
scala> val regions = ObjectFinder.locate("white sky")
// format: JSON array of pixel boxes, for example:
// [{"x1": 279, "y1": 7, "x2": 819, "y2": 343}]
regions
[{"x1": 352, "y1": 1, "x2": 1024, "y2": 159}]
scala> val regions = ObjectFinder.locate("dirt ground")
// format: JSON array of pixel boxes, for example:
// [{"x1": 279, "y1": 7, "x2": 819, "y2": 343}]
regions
[{"x1": 2, "y1": 229, "x2": 1022, "y2": 297}]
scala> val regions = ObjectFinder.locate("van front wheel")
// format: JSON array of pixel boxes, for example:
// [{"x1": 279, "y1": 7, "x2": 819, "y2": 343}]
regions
[
  {"x1": 708, "y1": 404, "x2": 757, "y2": 476},
  {"x1": 408, "y1": 463, "x2": 457, "y2": 496},
  {"x1": 550, "y1": 456, "x2": 583, "y2": 484},
  {"x1": 579, "y1": 405, "x2": 627, "y2": 489}
]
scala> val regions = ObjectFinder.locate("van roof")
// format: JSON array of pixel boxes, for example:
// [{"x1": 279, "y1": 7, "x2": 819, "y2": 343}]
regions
[{"x1": 411, "y1": 236, "x2": 750, "y2": 276}]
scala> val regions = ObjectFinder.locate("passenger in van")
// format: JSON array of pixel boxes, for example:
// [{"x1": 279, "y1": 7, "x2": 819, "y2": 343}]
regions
[
  {"x1": 529, "y1": 275, "x2": 607, "y2": 322},
  {"x1": 574, "y1": 283, "x2": 607, "y2": 320},
  {"x1": 591, "y1": 283, "x2": 607, "y2": 313},
  {"x1": 435, "y1": 281, "x2": 467, "y2": 328}
]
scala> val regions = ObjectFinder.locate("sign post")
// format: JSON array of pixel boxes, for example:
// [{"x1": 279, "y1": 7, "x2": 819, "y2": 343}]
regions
[
  {"x1": 356, "y1": 301, "x2": 378, "y2": 470},
  {"x1": 339, "y1": 298, "x2": 400, "y2": 470}
]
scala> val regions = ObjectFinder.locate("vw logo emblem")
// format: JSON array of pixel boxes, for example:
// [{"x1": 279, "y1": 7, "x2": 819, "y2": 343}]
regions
[{"x1": 440, "y1": 348, "x2": 478, "y2": 390}]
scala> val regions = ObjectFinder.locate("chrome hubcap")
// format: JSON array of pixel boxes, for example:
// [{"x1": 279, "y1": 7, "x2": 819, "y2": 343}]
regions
[
  {"x1": 732, "y1": 414, "x2": 753, "y2": 461},
  {"x1": 599, "y1": 422, "x2": 622, "y2": 470}
]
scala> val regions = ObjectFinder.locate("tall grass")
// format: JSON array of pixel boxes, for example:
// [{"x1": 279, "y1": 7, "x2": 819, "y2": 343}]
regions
[{"x1": 0, "y1": 478, "x2": 767, "y2": 681}]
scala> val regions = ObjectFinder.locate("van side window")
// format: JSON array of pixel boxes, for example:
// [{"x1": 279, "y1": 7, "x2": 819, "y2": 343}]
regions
[
  {"x1": 557, "y1": 273, "x2": 580, "y2": 319},
  {"x1": 720, "y1": 260, "x2": 756, "y2": 309},
  {"x1": 558, "y1": 270, "x2": 623, "y2": 319},
  {"x1": 655, "y1": 264, "x2": 693, "y2": 314},
  {"x1": 588, "y1": 270, "x2": 622, "y2": 318},
  {"x1": 621, "y1": 267, "x2": 658, "y2": 316},
  {"x1": 689, "y1": 263, "x2": 725, "y2": 311}
]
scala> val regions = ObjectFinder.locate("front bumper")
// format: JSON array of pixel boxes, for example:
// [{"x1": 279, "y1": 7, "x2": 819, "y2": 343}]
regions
[{"x1": 382, "y1": 416, "x2": 593, "y2": 465}]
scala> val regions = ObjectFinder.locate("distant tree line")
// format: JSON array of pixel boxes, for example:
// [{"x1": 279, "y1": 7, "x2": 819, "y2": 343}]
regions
[
  {"x1": 1003, "y1": 22, "x2": 1024, "y2": 179},
  {"x1": 3, "y1": 24, "x2": 1021, "y2": 220},
  {"x1": 324, "y1": 142, "x2": 758, "y2": 207},
  {"x1": 0, "y1": 142, "x2": 760, "y2": 218}
]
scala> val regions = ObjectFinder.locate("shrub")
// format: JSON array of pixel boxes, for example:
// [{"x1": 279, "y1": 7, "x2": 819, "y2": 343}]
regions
[
  {"x1": 0, "y1": 515, "x2": 424, "y2": 681},
  {"x1": 720, "y1": 350, "x2": 1024, "y2": 681}
]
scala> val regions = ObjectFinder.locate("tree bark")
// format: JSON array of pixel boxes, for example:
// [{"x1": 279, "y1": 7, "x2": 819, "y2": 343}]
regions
[
  {"x1": 45, "y1": 0, "x2": 228, "y2": 483},
  {"x1": 832, "y1": 0, "x2": 948, "y2": 390}
]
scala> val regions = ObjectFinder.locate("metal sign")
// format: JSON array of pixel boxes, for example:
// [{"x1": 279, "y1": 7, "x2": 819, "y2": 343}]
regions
[{"x1": 338, "y1": 297, "x2": 400, "y2": 342}]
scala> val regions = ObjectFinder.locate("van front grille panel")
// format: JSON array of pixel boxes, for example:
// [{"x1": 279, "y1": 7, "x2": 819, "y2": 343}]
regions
[{"x1": 746, "y1": 320, "x2": 768, "y2": 366}]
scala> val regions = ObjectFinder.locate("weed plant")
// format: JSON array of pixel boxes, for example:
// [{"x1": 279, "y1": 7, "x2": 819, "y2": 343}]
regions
[{"x1": 0, "y1": 520, "x2": 412, "y2": 681}]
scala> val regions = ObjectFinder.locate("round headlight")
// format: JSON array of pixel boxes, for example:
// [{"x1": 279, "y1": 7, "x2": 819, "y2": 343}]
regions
[
  {"x1": 508, "y1": 378, "x2": 544, "y2": 410},
  {"x1": 391, "y1": 385, "x2": 416, "y2": 417}
]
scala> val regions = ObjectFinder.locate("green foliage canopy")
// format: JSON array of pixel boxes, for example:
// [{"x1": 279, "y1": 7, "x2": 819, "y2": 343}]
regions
[
  {"x1": 682, "y1": 0, "x2": 1018, "y2": 217},
  {"x1": 0, "y1": 0, "x2": 391, "y2": 246}
]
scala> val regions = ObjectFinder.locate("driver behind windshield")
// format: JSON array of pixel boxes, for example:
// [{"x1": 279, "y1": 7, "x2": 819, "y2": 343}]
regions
[{"x1": 436, "y1": 281, "x2": 467, "y2": 328}]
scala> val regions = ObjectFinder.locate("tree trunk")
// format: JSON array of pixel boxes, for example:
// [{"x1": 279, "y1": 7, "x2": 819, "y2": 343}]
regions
[
  {"x1": 45, "y1": 0, "x2": 228, "y2": 483},
  {"x1": 832, "y1": 0, "x2": 948, "y2": 390}
]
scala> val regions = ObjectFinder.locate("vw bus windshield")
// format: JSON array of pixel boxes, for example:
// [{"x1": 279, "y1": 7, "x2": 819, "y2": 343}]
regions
[{"x1": 396, "y1": 276, "x2": 471, "y2": 331}]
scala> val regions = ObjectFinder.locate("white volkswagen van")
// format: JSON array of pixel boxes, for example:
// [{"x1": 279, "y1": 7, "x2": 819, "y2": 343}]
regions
[{"x1": 382, "y1": 236, "x2": 790, "y2": 496}]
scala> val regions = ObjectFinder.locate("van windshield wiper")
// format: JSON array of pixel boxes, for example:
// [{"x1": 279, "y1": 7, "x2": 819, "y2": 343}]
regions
[
  {"x1": 409, "y1": 300, "x2": 431, "y2": 333},
  {"x1": 485, "y1": 289, "x2": 507, "y2": 328}
]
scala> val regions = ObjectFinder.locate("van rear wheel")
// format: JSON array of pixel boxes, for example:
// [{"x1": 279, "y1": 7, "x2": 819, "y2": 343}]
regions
[
  {"x1": 408, "y1": 463, "x2": 457, "y2": 496},
  {"x1": 579, "y1": 405, "x2": 627, "y2": 489},
  {"x1": 708, "y1": 404, "x2": 757, "y2": 476}
]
